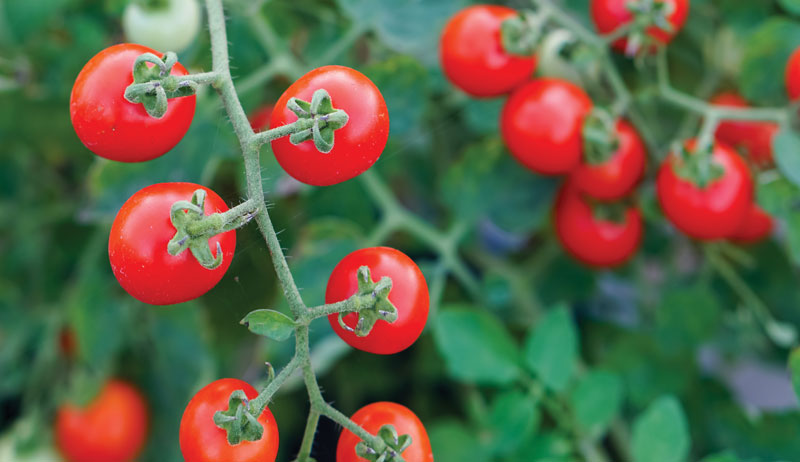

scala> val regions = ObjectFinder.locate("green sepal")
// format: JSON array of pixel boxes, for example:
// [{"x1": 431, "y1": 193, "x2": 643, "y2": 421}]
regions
[
  {"x1": 671, "y1": 143, "x2": 725, "y2": 189},
  {"x1": 167, "y1": 189, "x2": 225, "y2": 270},
  {"x1": 212, "y1": 389, "x2": 264, "y2": 445},
  {"x1": 353, "y1": 424, "x2": 412, "y2": 462},
  {"x1": 619, "y1": 0, "x2": 675, "y2": 56},
  {"x1": 124, "y1": 51, "x2": 196, "y2": 118},
  {"x1": 286, "y1": 88, "x2": 349, "y2": 154},
  {"x1": 337, "y1": 266, "x2": 398, "y2": 337},
  {"x1": 501, "y1": 11, "x2": 542, "y2": 56},
  {"x1": 582, "y1": 107, "x2": 620, "y2": 165}
]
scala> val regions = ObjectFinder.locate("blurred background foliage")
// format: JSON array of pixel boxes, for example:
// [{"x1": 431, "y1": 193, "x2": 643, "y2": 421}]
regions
[{"x1": 2, "y1": 0, "x2": 800, "y2": 461}]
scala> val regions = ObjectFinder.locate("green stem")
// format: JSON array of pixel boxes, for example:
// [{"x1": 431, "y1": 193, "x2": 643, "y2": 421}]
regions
[
  {"x1": 294, "y1": 409, "x2": 321, "y2": 462},
  {"x1": 249, "y1": 355, "x2": 301, "y2": 416},
  {"x1": 179, "y1": 71, "x2": 223, "y2": 87}
]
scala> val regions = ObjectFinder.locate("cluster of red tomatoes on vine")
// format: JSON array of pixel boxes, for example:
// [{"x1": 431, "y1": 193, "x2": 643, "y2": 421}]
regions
[{"x1": 440, "y1": 1, "x2": 794, "y2": 269}]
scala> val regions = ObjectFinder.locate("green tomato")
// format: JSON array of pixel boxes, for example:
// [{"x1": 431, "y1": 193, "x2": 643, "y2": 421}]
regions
[{"x1": 122, "y1": 0, "x2": 202, "y2": 53}]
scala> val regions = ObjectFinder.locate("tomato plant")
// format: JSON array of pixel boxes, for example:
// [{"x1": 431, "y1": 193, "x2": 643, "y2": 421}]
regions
[
  {"x1": 326, "y1": 247, "x2": 429, "y2": 355},
  {"x1": 180, "y1": 378, "x2": 279, "y2": 462},
  {"x1": 590, "y1": 0, "x2": 690, "y2": 53},
  {"x1": 55, "y1": 380, "x2": 148, "y2": 462},
  {"x1": 270, "y1": 65, "x2": 389, "y2": 186},
  {"x1": 108, "y1": 182, "x2": 236, "y2": 305},
  {"x1": 571, "y1": 119, "x2": 646, "y2": 200},
  {"x1": 122, "y1": 0, "x2": 202, "y2": 53},
  {"x1": 336, "y1": 402, "x2": 433, "y2": 462},
  {"x1": 70, "y1": 43, "x2": 196, "y2": 162},
  {"x1": 440, "y1": 5, "x2": 537, "y2": 98},
  {"x1": 711, "y1": 92, "x2": 778, "y2": 167},
  {"x1": 657, "y1": 140, "x2": 753, "y2": 240},
  {"x1": 501, "y1": 78, "x2": 593, "y2": 175}
]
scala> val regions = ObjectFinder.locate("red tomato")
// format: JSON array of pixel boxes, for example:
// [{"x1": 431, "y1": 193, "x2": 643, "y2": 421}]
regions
[
  {"x1": 108, "y1": 182, "x2": 236, "y2": 305},
  {"x1": 590, "y1": 0, "x2": 690, "y2": 53},
  {"x1": 571, "y1": 119, "x2": 646, "y2": 200},
  {"x1": 501, "y1": 78, "x2": 593, "y2": 175},
  {"x1": 656, "y1": 140, "x2": 753, "y2": 240},
  {"x1": 180, "y1": 378, "x2": 278, "y2": 462},
  {"x1": 326, "y1": 247, "x2": 429, "y2": 355},
  {"x1": 55, "y1": 380, "x2": 148, "y2": 462},
  {"x1": 786, "y1": 46, "x2": 800, "y2": 100},
  {"x1": 440, "y1": 5, "x2": 537, "y2": 98},
  {"x1": 70, "y1": 43, "x2": 196, "y2": 162},
  {"x1": 554, "y1": 184, "x2": 642, "y2": 268},
  {"x1": 731, "y1": 204, "x2": 773, "y2": 244},
  {"x1": 336, "y1": 402, "x2": 433, "y2": 462},
  {"x1": 270, "y1": 65, "x2": 389, "y2": 186},
  {"x1": 711, "y1": 92, "x2": 777, "y2": 167},
  {"x1": 249, "y1": 104, "x2": 274, "y2": 132}
]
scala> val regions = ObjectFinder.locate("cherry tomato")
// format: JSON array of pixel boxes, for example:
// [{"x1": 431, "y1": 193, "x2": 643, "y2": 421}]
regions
[
  {"x1": 571, "y1": 119, "x2": 646, "y2": 200},
  {"x1": 711, "y1": 92, "x2": 777, "y2": 167},
  {"x1": 336, "y1": 402, "x2": 433, "y2": 462},
  {"x1": 108, "y1": 182, "x2": 236, "y2": 305},
  {"x1": 656, "y1": 140, "x2": 753, "y2": 240},
  {"x1": 249, "y1": 104, "x2": 274, "y2": 132},
  {"x1": 55, "y1": 380, "x2": 148, "y2": 462},
  {"x1": 786, "y1": 46, "x2": 800, "y2": 100},
  {"x1": 440, "y1": 5, "x2": 537, "y2": 98},
  {"x1": 554, "y1": 184, "x2": 642, "y2": 268},
  {"x1": 122, "y1": 0, "x2": 201, "y2": 53},
  {"x1": 71, "y1": 43, "x2": 196, "y2": 162},
  {"x1": 731, "y1": 204, "x2": 773, "y2": 244},
  {"x1": 590, "y1": 0, "x2": 690, "y2": 53},
  {"x1": 180, "y1": 378, "x2": 278, "y2": 462},
  {"x1": 326, "y1": 247, "x2": 429, "y2": 355},
  {"x1": 501, "y1": 78, "x2": 593, "y2": 175},
  {"x1": 270, "y1": 65, "x2": 389, "y2": 186}
]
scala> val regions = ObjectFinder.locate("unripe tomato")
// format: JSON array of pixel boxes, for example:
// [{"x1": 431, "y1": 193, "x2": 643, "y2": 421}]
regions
[
  {"x1": 123, "y1": 0, "x2": 202, "y2": 53},
  {"x1": 711, "y1": 92, "x2": 777, "y2": 167},
  {"x1": 55, "y1": 380, "x2": 148, "y2": 462},
  {"x1": 440, "y1": 5, "x2": 537, "y2": 98},
  {"x1": 270, "y1": 65, "x2": 389, "y2": 186},
  {"x1": 180, "y1": 378, "x2": 279, "y2": 462},
  {"x1": 554, "y1": 184, "x2": 642, "y2": 268},
  {"x1": 326, "y1": 247, "x2": 429, "y2": 355},
  {"x1": 70, "y1": 43, "x2": 196, "y2": 162},
  {"x1": 656, "y1": 140, "x2": 753, "y2": 240},
  {"x1": 590, "y1": 0, "x2": 690, "y2": 53},
  {"x1": 108, "y1": 182, "x2": 236, "y2": 305},
  {"x1": 731, "y1": 204, "x2": 773, "y2": 244},
  {"x1": 501, "y1": 78, "x2": 593, "y2": 175},
  {"x1": 336, "y1": 402, "x2": 433, "y2": 462},
  {"x1": 571, "y1": 119, "x2": 646, "y2": 200}
]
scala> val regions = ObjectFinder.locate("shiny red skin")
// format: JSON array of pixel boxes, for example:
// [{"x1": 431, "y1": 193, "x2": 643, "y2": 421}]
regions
[
  {"x1": 180, "y1": 379, "x2": 278, "y2": 462},
  {"x1": 656, "y1": 140, "x2": 753, "y2": 240},
  {"x1": 711, "y1": 92, "x2": 777, "y2": 167},
  {"x1": 326, "y1": 247, "x2": 429, "y2": 355},
  {"x1": 554, "y1": 184, "x2": 642, "y2": 268},
  {"x1": 590, "y1": 0, "x2": 690, "y2": 53},
  {"x1": 787, "y1": 46, "x2": 800, "y2": 100},
  {"x1": 55, "y1": 380, "x2": 148, "y2": 462},
  {"x1": 249, "y1": 104, "x2": 274, "y2": 132},
  {"x1": 70, "y1": 43, "x2": 196, "y2": 162},
  {"x1": 571, "y1": 119, "x2": 646, "y2": 200},
  {"x1": 270, "y1": 65, "x2": 389, "y2": 186},
  {"x1": 440, "y1": 5, "x2": 537, "y2": 98},
  {"x1": 731, "y1": 204, "x2": 773, "y2": 244},
  {"x1": 109, "y1": 182, "x2": 236, "y2": 305},
  {"x1": 336, "y1": 402, "x2": 433, "y2": 462},
  {"x1": 501, "y1": 78, "x2": 593, "y2": 175}
]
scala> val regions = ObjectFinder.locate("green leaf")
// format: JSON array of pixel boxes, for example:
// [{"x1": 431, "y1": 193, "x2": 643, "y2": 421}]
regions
[
  {"x1": 656, "y1": 285, "x2": 721, "y2": 350},
  {"x1": 429, "y1": 420, "x2": 489, "y2": 462},
  {"x1": 699, "y1": 450, "x2": 741, "y2": 462},
  {"x1": 632, "y1": 395, "x2": 690, "y2": 462},
  {"x1": 486, "y1": 389, "x2": 539, "y2": 455},
  {"x1": 740, "y1": 18, "x2": 800, "y2": 104},
  {"x1": 434, "y1": 306, "x2": 522, "y2": 385},
  {"x1": 779, "y1": 0, "x2": 800, "y2": 16},
  {"x1": 364, "y1": 56, "x2": 428, "y2": 137},
  {"x1": 774, "y1": 129, "x2": 800, "y2": 188},
  {"x1": 789, "y1": 347, "x2": 800, "y2": 401},
  {"x1": 241, "y1": 310, "x2": 296, "y2": 341},
  {"x1": 758, "y1": 177, "x2": 800, "y2": 264},
  {"x1": 570, "y1": 370, "x2": 623, "y2": 439},
  {"x1": 523, "y1": 304, "x2": 578, "y2": 392}
]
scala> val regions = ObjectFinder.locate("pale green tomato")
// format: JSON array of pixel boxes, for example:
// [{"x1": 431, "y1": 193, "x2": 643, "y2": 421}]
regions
[{"x1": 122, "y1": 0, "x2": 201, "y2": 53}]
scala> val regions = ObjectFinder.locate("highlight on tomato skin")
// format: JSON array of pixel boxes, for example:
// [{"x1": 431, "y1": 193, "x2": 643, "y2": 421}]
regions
[
  {"x1": 336, "y1": 402, "x2": 434, "y2": 462},
  {"x1": 440, "y1": 4, "x2": 538, "y2": 98}
]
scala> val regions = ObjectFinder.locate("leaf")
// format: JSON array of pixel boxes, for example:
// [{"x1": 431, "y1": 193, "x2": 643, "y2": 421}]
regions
[
  {"x1": 632, "y1": 395, "x2": 690, "y2": 462},
  {"x1": 570, "y1": 370, "x2": 623, "y2": 439},
  {"x1": 429, "y1": 420, "x2": 489, "y2": 462},
  {"x1": 241, "y1": 310, "x2": 296, "y2": 341},
  {"x1": 699, "y1": 450, "x2": 742, "y2": 462},
  {"x1": 364, "y1": 56, "x2": 428, "y2": 137},
  {"x1": 655, "y1": 285, "x2": 721, "y2": 350},
  {"x1": 779, "y1": 0, "x2": 800, "y2": 16},
  {"x1": 523, "y1": 304, "x2": 579, "y2": 392},
  {"x1": 486, "y1": 389, "x2": 539, "y2": 455},
  {"x1": 740, "y1": 18, "x2": 800, "y2": 105},
  {"x1": 773, "y1": 129, "x2": 800, "y2": 188},
  {"x1": 434, "y1": 306, "x2": 522, "y2": 385},
  {"x1": 757, "y1": 177, "x2": 800, "y2": 264},
  {"x1": 790, "y1": 347, "x2": 800, "y2": 402}
]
